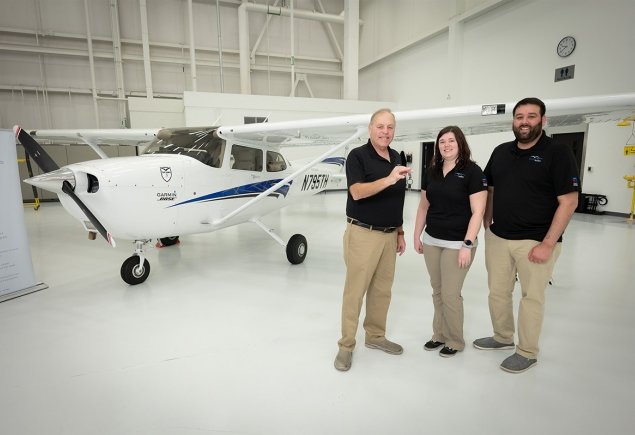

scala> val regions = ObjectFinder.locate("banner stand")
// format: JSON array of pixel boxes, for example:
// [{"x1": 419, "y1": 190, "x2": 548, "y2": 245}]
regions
[
  {"x1": 1, "y1": 129, "x2": 48, "y2": 303},
  {"x1": 0, "y1": 282, "x2": 48, "y2": 303}
]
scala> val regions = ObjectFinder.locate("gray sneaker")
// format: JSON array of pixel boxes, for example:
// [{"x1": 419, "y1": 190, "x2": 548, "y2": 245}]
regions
[
  {"x1": 334, "y1": 349, "x2": 352, "y2": 371},
  {"x1": 500, "y1": 353, "x2": 537, "y2": 373},
  {"x1": 365, "y1": 338, "x2": 403, "y2": 355},
  {"x1": 473, "y1": 336, "x2": 514, "y2": 350}
]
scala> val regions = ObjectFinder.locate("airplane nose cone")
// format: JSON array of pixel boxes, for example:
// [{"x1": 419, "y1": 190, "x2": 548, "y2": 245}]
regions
[{"x1": 24, "y1": 168, "x2": 76, "y2": 194}]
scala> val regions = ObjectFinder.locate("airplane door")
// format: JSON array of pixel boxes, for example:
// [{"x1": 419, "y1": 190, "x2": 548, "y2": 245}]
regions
[
  {"x1": 419, "y1": 141, "x2": 435, "y2": 190},
  {"x1": 226, "y1": 144, "x2": 266, "y2": 216}
]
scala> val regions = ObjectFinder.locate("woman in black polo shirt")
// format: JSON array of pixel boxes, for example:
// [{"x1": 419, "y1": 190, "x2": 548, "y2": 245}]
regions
[{"x1": 413, "y1": 126, "x2": 488, "y2": 357}]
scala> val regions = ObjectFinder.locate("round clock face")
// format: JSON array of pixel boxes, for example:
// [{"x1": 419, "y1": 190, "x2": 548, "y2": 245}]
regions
[{"x1": 557, "y1": 36, "x2": 576, "y2": 57}]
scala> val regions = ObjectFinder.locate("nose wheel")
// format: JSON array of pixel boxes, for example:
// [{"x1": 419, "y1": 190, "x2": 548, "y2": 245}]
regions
[{"x1": 120, "y1": 240, "x2": 151, "y2": 285}]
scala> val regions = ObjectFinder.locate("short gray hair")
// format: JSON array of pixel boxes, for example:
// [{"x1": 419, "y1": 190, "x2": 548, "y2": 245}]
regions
[{"x1": 369, "y1": 108, "x2": 395, "y2": 126}]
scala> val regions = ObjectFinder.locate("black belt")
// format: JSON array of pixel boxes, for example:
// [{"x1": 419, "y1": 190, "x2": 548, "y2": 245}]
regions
[{"x1": 347, "y1": 217, "x2": 397, "y2": 233}]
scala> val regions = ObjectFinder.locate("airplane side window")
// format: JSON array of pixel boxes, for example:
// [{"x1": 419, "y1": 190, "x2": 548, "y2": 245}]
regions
[
  {"x1": 231, "y1": 145, "x2": 263, "y2": 171},
  {"x1": 266, "y1": 151, "x2": 287, "y2": 172},
  {"x1": 203, "y1": 134, "x2": 226, "y2": 168}
]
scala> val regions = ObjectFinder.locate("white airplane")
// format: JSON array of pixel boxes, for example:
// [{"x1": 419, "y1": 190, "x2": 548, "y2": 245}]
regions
[{"x1": 14, "y1": 92, "x2": 635, "y2": 285}]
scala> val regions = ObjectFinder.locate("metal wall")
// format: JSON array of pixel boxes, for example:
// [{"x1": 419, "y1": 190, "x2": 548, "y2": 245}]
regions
[{"x1": 0, "y1": 0, "x2": 347, "y2": 130}]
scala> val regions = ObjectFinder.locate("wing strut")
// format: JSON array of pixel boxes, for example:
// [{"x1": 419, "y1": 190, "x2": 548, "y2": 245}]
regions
[
  {"x1": 77, "y1": 136, "x2": 109, "y2": 159},
  {"x1": 213, "y1": 127, "x2": 365, "y2": 226}
]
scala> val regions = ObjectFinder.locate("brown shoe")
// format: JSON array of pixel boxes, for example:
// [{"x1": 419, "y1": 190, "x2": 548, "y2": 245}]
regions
[
  {"x1": 334, "y1": 349, "x2": 352, "y2": 371},
  {"x1": 365, "y1": 338, "x2": 403, "y2": 355}
]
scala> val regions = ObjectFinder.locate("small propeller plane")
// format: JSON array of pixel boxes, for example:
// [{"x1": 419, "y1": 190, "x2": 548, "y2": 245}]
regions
[{"x1": 14, "y1": 92, "x2": 635, "y2": 285}]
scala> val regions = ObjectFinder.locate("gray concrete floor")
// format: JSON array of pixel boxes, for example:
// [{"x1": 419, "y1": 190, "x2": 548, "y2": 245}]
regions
[{"x1": 1, "y1": 191, "x2": 634, "y2": 435}]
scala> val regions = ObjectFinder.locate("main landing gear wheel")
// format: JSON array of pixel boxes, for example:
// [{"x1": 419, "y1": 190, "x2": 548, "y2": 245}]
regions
[
  {"x1": 121, "y1": 255, "x2": 151, "y2": 285},
  {"x1": 286, "y1": 234, "x2": 307, "y2": 264},
  {"x1": 159, "y1": 236, "x2": 179, "y2": 246}
]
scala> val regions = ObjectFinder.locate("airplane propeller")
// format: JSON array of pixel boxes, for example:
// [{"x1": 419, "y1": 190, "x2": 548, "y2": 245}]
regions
[
  {"x1": 61, "y1": 180, "x2": 116, "y2": 247},
  {"x1": 14, "y1": 126, "x2": 60, "y2": 173},
  {"x1": 14, "y1": 126, "x2": 116, "y2": 248}
]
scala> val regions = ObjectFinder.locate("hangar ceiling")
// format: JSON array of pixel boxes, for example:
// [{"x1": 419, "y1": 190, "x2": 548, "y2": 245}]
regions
[{"x1": 0, "y1": 0, "x2": 351, "y2": 127}]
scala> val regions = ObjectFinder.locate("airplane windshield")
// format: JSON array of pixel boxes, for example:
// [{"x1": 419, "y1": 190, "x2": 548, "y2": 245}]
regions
[{"x1": 143, "y1": 128, "x2": 226, "y2": 168}]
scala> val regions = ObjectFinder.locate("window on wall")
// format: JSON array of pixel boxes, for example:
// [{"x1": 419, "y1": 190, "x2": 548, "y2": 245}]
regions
[
  {"x1": 230, "y1": 145, "x2": 263, "y2": 171},
  {"x1": 244, "y1": 116, "x2": 268, "y2": 124}
]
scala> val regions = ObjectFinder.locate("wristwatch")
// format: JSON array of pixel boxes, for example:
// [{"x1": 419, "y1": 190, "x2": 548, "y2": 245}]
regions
[{"x1": 462, "y1": 239, "x2": 474, "y2": 249}]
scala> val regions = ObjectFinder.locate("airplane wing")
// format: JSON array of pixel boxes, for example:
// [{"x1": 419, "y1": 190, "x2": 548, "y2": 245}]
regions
[
  {"x1": 27, "y1": 128, "x2": 161, "y2": 159},
  {"x1": 28, "y1": 128, "x2": 160, "y2": 146},
  {"x1": 24, "y1": 92, "x2": 635, "y2": 151},
  {"x1": 216, "y1": 92, "x2": 635, "y2": 146}
]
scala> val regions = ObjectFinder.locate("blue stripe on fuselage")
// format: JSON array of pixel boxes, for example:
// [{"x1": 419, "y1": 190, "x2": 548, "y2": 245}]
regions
[
  {"x1": 321, "y1": 157, "x2": 345, "y2": 166},
  {"x1": 169, "y1": 179, "x2": 290, "y2": 208}
]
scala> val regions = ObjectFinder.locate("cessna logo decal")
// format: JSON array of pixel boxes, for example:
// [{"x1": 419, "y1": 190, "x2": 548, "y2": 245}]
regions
[
  {"x1": 301, "y1": 174, "x2": 329, "y2": 191},
  {"x1": 160, "y1": 167, "x2": 172, "y2": 182}
]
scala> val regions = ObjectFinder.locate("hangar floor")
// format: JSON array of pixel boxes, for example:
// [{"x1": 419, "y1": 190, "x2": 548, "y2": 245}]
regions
[{"x1": 1, "y1": 191, "x2": 634, "y2": 435}]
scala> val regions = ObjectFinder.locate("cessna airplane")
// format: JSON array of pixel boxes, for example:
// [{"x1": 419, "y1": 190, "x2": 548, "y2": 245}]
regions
[{"x1": 14, "y1": 92, "x2": 635, "y2": 285}]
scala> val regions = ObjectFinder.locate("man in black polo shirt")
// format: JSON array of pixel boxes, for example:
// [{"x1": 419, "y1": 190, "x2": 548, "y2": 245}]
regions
[
  {"x1": 473, "y1": 97, "x2": 580, "y2": 373},
  {"x1": 334, "y1": 108, "x2": 411, "y2": 372}
]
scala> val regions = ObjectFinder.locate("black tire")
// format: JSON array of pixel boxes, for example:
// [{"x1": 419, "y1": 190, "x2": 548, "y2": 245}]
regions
[
  {"x1": 286, "y1": 234, "x2": 307, "y2": 265},
  {"x1": 159, "y1": 236, "x2": 179, "y2": 246},
  {"x1": 120, "y1": 255, "x2": 151, "y2": 285}
]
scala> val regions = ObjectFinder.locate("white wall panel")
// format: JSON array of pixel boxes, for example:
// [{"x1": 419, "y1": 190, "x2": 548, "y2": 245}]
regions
[
  {"x1": 0, "y1": 53, "x2": 44, "y2": 87},
  {"x1": 0, "y1": 0, "x2": 37, "y2": 27},
  {"x1": 360, "y1": 0, "x2": 634, "y2": 106},
  {"x1": 359, "y1": 0, "x2": 452, "y2": 66},
  {"x1": 585, "y1": 123, "x2": 635, "y2": 214},
  {"x1": 0, "y1": 91, "x2": 49, "y2": 129},
  {"x1": 85, "y1": 0, "x2": 114, "y2": 37},
  {"x1": 358, "y1": 0, "x2": 635, "y2": 213},
  {"x1": 360, "y1": 33, "x2": 448, "y2": 106},
  {"x1": 182, "y1": 91, "x2": 392, "y2": 127},
  {"x1": 36, "y1": 0, "x2": 87, "y2": 34},
  {"x1": 128, "y1": 97, "x2": 184, "y2": 128},
  {"x1": 0, "y1": 0, "x2": 349, "y2": 132}
]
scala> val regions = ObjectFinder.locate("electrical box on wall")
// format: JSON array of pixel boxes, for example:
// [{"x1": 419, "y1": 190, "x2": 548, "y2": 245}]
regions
[{"x1": 555, "y1": 65, "x2": 575, "y2": 82}]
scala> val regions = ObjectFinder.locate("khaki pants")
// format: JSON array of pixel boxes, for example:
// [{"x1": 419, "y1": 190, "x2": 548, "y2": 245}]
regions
[
  {"x1": 338, "y1": 223, "x2": 397, "y2": 352},
  {"x1": 484, "y1": 229, "x2": 561, "y2": 359},
  {"x1": 423, "y1": 243, "x2": 476, "y2": 350}
]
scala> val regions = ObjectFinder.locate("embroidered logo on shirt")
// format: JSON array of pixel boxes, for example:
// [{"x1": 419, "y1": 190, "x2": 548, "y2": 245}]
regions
[
  {"x1": 455, "y1": 172, "x2": 465, "y2": 179},
  {"x1": 572, "y1": 176, "x2": 579, "y2": 187},
  {"x1": 482, "y1": 177, "x2": 488, "y2": 187},
  {"x1": 528, "y1": 155, "x2": 543, "y2": 163}
]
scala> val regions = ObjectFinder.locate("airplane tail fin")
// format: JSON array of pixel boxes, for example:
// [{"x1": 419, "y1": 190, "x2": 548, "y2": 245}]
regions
[{"x1": 13, "y1": 125, "x2": 60, "y2": 173}]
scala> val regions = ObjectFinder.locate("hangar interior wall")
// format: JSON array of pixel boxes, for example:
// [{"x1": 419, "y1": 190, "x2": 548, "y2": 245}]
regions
[
  {"x1": 3, "y1": 0, "x2": 635, "y2": 213},
  {"x1": 358, "y1": 0, "x2": 635, "y2": 214}
]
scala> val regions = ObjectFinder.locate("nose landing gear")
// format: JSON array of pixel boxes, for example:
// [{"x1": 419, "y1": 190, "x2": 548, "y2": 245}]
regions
[{"x1": 120, "y1": 240, "x2": 151, "y2": 285}]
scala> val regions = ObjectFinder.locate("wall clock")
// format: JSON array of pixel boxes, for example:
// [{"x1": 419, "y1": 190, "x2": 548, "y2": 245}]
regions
[{"x1": 557, "y1": 36, "x2": 576, "y2": 57}]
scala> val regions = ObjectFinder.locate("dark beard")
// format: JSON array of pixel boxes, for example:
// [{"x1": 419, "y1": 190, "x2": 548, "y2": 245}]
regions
[{"x1": 513, "y1": 123, "x2": 542, "y2": 144}]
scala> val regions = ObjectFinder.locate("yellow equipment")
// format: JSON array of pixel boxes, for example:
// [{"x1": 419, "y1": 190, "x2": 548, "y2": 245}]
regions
[
  {"x1": 17, "y1": 155, "x2": 40, "y2": 210},
  {"x1": 625, "y1": 175, "x2": 635, "y2": 223}
]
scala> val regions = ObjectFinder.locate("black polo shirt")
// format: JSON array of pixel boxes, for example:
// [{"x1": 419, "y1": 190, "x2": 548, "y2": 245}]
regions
[
  {"x1": 484, "y1": 131, "x2": 580, "y2": 242},
  {"x1": 346, "y1": 141, "x2": 406, "y2": 227},
  {"x1": 423, "y1": 161, "x2": 488, "y2": 241}
]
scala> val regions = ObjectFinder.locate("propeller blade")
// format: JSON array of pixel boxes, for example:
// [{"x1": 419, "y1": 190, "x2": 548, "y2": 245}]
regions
[
  {"x1": 61, "y1": 180, "x2": 116, "y2": 247},
  {"x1": 13, "y1": 125, "x2": 60, "y2": 173}
]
